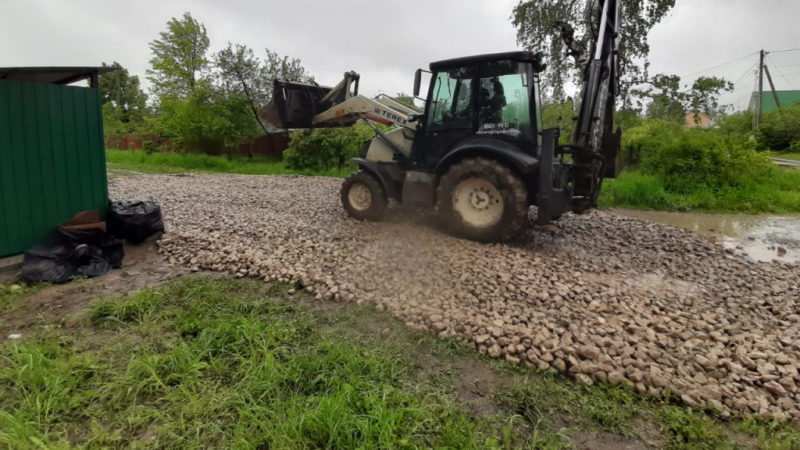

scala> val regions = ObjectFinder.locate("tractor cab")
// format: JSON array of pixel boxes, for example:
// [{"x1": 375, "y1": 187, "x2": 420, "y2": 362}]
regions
[{"x1": 411, "y1": 51, "x2": 547, "y2": 169}]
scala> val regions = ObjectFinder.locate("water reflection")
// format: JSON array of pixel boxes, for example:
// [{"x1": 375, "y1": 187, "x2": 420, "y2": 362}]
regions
[{"x1": 607, "y1": 209, "x2": 800, "y2": 263}]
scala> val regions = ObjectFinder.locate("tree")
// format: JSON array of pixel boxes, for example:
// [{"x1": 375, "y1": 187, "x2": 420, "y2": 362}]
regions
[
  {"x1": 98, "y1": 62, "x2": 148, "y2": 134},
  {"x1": 687, "y1": 76, "x2": 733, "y2": 118},
  {"x1": 631, "y1": 74, "x2": 732, "y2": 122},
  {"x1": 216, "y1": 43, "x2": 271, "y2": 133},
  {"x1": 511, "y1": 0, "x2": 675, "y2": 102},
  {"x1": 635, "y1": 74, "x2": 684, "y2": 121},
  {"x1": 215, "y1": 44, "x2": 313, "y2": 133},
  {"x1": 147, "y1": 12, "x2": 210, "y2": 99},
  {"x1": 263, "y1": 49, "x2": 314, "y2": 98},
  {"x1": 540, "y1": 98, "x2": 576, "y2": 143},
  {"x1": 149, "y1": 81, "x2": 261, "y2": 154}
]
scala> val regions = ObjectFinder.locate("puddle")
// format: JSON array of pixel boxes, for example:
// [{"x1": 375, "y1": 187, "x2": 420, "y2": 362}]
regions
[{"x1": 607, "y1": 208, "x2": 800, "y2": 263}]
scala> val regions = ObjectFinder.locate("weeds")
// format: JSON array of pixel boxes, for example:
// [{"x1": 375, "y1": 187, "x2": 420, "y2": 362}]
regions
[
  {"x1": 106, "y1": 149, "x2": 355, "y2": 177},
  {"x1": 1, "y1": 277, "x2": 499, "y2": 447},
  {"x1": 600, "y1": 168, "x2": 800, "y2": 213},
  {"x1": 0, "y1": 283, "x2": 46, "y2": 315},
  {"x1": 1, "y1": 276, "x2": 795, "y2": 448}
]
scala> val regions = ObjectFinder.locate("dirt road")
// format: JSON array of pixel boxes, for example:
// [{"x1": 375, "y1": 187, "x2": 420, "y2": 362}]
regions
[
  {"x1": 771, "y1": 157, "x2": 800, "y2": 169},
  {"x1": 110, "y1": 173, "x2": 800, "y2": 420}
]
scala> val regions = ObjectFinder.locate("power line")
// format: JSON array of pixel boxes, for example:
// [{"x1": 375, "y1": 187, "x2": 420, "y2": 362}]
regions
[
  {"x1": 769, "y1": 47, "x2": 800, "y2": 54},
  {"x1": 767, "y1": 55, "x2": 797, "y2": 90},
  {"x1": 682, "y1": 51, "x2": 759, "y2": 77},
  {"x1": 731, "y1": 62, "x2": 757, "y2": 86},
  {"x1": 734, "y1": 91, "x2": 752, "y2": 109}
]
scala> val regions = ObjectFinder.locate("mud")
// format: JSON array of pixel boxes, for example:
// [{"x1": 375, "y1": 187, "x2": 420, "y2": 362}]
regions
[
  {"x1": 0, "y1": 238, "x2": 187, "y2": 343},
  {"x1": 609, "y1": 209, "x2": 800, "y2": 263}
]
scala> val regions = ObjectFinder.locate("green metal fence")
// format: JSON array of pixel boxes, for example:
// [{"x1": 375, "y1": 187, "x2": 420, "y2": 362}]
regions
[{"x1": 0, "y1": 80, "x2": 108, "y2": 257}]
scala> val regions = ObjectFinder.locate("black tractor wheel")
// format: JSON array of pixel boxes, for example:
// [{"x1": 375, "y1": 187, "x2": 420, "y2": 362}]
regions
[
  {"x1": 437, "y1": 157, "x2": 528, "y2": 241},
  {"x1": 341, "y1": 171, "x2": 387, "y2": 221}
]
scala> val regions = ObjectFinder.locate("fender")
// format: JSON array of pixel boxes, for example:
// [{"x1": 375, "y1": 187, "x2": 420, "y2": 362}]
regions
[
  {"x1": 350, "y1": 158, "x2": 398, "y2": 200},
  {"x1": 434, "y1": 137, "x2": 539, "y2": 175}
]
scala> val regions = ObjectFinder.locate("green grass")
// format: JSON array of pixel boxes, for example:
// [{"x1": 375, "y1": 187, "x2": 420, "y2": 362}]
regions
[
  {"x1": 106, "y1": 149, "x2": 355, "y2": 177},
  {"x1": 600, "y1": 168, "x2": 800, "y2": 213},
  {"x1": 0, "y1": 283, "x2": 45, "y2": 315},
  {"x1": 1, "y1": 276, "x2": 797, "y2": 448},
  {"x1": 0, "y1": 277, "x2": 506, "y2": 448}
]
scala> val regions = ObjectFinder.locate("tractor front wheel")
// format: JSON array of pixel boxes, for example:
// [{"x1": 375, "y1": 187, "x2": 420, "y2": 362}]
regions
[
  {"x1": 437, "y1": 158, "x2": 528, "y2": 242},
  {"x1": 341, "y1": 171, "x2": 387, "y2": 221}
]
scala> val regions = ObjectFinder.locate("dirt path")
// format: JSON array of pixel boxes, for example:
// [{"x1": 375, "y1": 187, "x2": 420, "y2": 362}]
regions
[
  {"x1": 108, "y1": 173, "x2": 800, "y2": 420},
  {"x1": 0, "y1": 239, "x2": 187, "y2": 343}
]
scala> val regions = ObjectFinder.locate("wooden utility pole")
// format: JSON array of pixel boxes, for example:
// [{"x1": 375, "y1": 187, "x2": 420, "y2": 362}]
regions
[
  {"x1": 763, "y1": 64, "x2": 782, "y2": 110},
  {"x1": 757, "y1": 49, "x2": 765, "y2": 126}
]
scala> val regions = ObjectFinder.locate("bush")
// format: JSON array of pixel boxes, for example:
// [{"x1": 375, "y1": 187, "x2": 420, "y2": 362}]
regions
[
  {"x1": 141, "y1": 140, "x2": 156, "y2": 154},
  {"x1": 149, "y1": 83, "x2": 261, "y2": 155},
  {"x1": 716, "y1": 110, "x2": 753, "y2": 137},
  {"x1": 756, "y1": 103, "x2": 800, "y2": 151},
  {"x1": 102, "y1": 102, "x2": 149, "y2": 135},
  {"x1": 283, "y1": 123, "x2": 375, "y2": 172},
  {"x1": 623, "y1": 120, "x2": 773, "y2": 186},
  {"x1": 619, "y1": 119, "x2": 680, "y2": 167}
]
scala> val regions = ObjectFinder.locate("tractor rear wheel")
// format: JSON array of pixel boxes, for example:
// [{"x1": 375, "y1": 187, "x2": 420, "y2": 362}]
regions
[
  {"x1": 437, "y1": 157, "x2": 528, "y2": 241},
  {"x1": 341, "y1": 171, "x2": 387, "y2": 221}
]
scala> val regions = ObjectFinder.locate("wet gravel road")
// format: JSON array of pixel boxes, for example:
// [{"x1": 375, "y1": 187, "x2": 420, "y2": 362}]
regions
[{"x1": 110, "y1": 173, "x2": 800, "y2": 421}]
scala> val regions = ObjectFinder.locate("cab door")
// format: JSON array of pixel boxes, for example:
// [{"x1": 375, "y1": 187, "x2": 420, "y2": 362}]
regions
[{"x1": 413, "y1": 66, "x2": 477, "y2": 167}]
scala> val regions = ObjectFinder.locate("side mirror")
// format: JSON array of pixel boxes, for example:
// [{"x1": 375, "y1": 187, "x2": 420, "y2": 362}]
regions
[{"x1": 413, "y1": 69, "x2": 422, "y2": 97}]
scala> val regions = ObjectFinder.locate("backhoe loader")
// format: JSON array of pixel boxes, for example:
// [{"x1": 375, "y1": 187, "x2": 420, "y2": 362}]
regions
[{"x1": 266, "y1": 0, "x2": 622, "y2": 241}]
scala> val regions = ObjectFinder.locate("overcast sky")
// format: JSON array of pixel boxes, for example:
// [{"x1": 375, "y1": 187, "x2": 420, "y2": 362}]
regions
[{"x1": 2, "y1": 0, "x2": 799, "y2": 111}]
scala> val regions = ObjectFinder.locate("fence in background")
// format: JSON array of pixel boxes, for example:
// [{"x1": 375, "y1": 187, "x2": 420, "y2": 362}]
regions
[{"x1": 105, "y1": 133, "x2": 291, "y2": 157}]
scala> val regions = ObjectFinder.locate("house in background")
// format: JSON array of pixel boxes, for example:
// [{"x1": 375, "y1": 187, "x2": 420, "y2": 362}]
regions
[
  {"x1": 684, "y1": 111, "x2": 713, "y2": 128},
  {"x1": 748, "y1": 90, "x2": 800, "y2": 113}
]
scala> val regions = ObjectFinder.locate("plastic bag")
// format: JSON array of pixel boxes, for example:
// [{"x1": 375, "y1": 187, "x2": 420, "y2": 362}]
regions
[
  {"x1": 21, "y1": 213, "x2": 126, "y2": 283},
  {"x1": 75, "y1": 246, "x2": 112, "y2": 278},
  {"x1": 108, "y1": 201, "x2": 164, "y2": 244},
  {"x1": 21, "y1": 244, "x2": 77, "y2": 283}
]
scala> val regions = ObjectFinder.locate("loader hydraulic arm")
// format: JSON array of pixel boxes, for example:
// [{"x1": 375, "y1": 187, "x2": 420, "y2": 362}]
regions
[
  {"x1": 266, "y1": 72, "x2": 421, "y2": 130},
  {"x1": 559, "y1": 0, "x2": 622, "y2": 211},
  {"x1": 312, "y1": 91, "x2": 420, "y2": 130},
  {"x1": 571, "y1": 0, "x2": 620, "y2": 153}
]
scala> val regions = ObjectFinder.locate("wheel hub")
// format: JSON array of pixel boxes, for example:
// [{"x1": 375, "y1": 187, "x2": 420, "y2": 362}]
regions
[
  {"x1": 347, "y1": 182, "x2": 372, "y2": 211},
  {"x1": 469, "y1": 188, "x2": 492, "y2": 210},
  {"x1": 452, "y1": 177, "x2": 504, "y2": 228}
]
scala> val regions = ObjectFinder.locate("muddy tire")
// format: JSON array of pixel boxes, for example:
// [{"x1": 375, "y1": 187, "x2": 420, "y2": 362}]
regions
[
  {"x1": 341, "y1": 171, "x2": 387, "y2": 221},
  {"x1": 437, "y1": 157, "x2": 528, "y2": 241}
]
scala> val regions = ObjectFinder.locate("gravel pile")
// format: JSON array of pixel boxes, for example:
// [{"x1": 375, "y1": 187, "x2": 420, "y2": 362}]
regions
[{"x1": 110, "y1": 174, "x2": 800, "y2": 420}]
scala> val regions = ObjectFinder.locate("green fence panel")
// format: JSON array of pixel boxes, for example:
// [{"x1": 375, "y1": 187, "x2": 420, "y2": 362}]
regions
[{"x1": 0, "y1": 80, "x2": 108, "y2": 257}]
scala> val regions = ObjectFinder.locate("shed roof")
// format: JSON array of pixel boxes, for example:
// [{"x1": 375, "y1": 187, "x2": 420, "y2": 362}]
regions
[
  {"x1": 748, "y1": 90, "x2": 800, "y2": 113},
  {"x1": 0, "y1": 66, "x2": 115, "y2": 87}
]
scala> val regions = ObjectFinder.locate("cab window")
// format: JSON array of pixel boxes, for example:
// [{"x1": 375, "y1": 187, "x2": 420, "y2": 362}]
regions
[
  {"x1": 426, "y1": 67, "x2": 476, "y2": 131},
  {"x1": 477, "y1": 61, "x2": 533, "y2": 141}
]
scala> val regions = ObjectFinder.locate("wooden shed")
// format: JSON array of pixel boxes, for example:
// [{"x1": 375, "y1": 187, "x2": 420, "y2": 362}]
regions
[{"x1": 0, "y1": 67, "x2": 114, "y2": 256}]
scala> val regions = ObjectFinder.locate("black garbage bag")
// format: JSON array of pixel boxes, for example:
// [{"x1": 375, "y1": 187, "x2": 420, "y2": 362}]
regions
[
  {"x1": 108, "y1": 201, "x2": 164, "y2": 244},
  {"x1": 21, "y1": 244, "x2": 78, "y2": 284},
  {"x1": 99, "y1": 240, "x2": 125, "y2": 268},
  {"x1": 21, "y1": 227, "x2": 125, "y2": 284},
  {"x1": 75, "y1": 245, "x2": 112, "y2": 278}
]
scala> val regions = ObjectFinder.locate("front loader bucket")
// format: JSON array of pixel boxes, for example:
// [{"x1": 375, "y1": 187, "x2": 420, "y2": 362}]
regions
[{"x1": 263, "y1": 80, "x2": 333, "y2": 129}]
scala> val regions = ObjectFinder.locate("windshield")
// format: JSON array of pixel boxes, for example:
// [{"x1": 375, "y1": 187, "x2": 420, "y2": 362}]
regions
[{"x1": 426, "y1": 67, "x2": 476, "y2": 131}]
